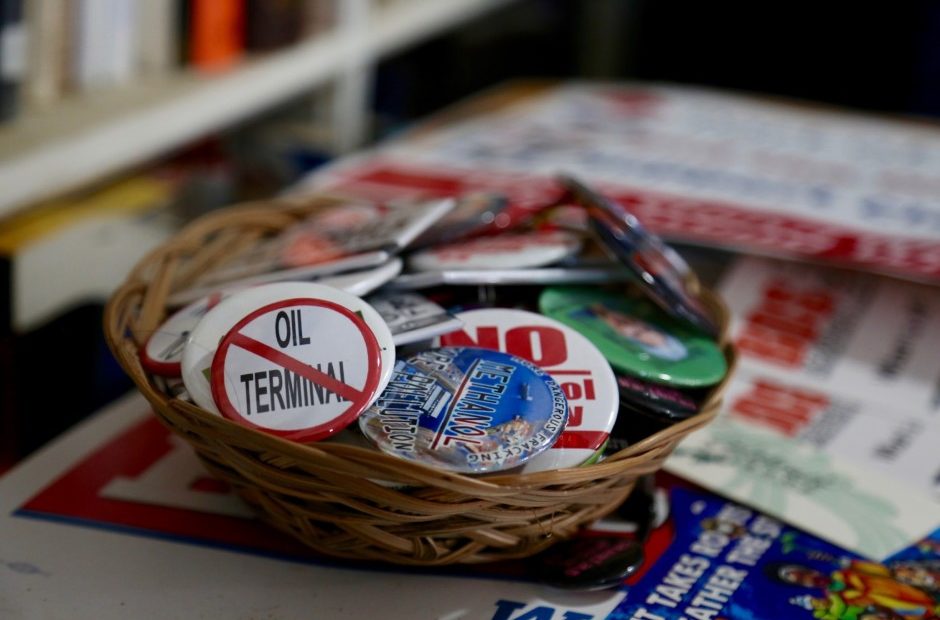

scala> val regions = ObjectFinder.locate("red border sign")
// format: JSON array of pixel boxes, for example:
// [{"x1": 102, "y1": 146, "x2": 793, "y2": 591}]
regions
[{"x1": 210, "y1": 297, "x2": 382, "y2": 443}]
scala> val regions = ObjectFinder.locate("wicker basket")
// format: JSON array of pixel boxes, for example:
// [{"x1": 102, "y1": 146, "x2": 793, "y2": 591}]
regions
[{"x1": 104, "y1": 194, "x2": 736, "y2": 566}]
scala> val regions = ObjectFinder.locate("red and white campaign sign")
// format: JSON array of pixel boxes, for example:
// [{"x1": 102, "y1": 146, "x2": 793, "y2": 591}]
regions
[
  {"x1": 438, "y1": 308, "x2": 619, "y2": 471},
  {"x1": 211, "y1": 298, "x2": 384, "y2": 442},
  {"x1": 15, "y1": 404, "x2": 311, "y2": 559}
]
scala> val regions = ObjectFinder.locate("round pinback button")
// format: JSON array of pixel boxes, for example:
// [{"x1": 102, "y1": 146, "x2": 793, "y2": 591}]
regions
[
  {"x1": 211, "y1": 298, "x2": 386, "y2": 442},
  {"x1": 318, "y1": 257, "x2": 403, "y2": 297},
  {"x1": 181, "y1": 282, "x2": 395, "y2": 420},
  {"x1": 152, "y1": 375, "x2": 190, "y2": 400},
  {"x1": 539, "y1": 286, "x2": 727, "y2": 388},
  {"x1": 530, "y1": 536, "x2": 644, "y2": 590},
  {"x1": 413, "y1": 192, "x2": 509, "y2": 248},
  {"x1": 616, "y1": 373, "x2": 700, "y2": 421},
  {"x1": 558, "y1": 175, "x2": 718, "y2": 337},
  {"x1": 437, "y1": 308, "x2": 619, "y2": 472},
  {"x1": 590, "y1": 215, "x2": 718, "y2": 337},
  {"x1": 141, "y1": 292, "x2": 227, "y2": 377},
  {"x1": 358, "y1": 347, "x2": 568, "y2": 474},
  {"x1": 607, "y1": 401, "x2": 674, "y2": 451},
  {"x1": 408, "y1": 230, "x2": 582, "y2": 272}
]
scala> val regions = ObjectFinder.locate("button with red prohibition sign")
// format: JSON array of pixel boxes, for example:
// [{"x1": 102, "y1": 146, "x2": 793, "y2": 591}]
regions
[{"x1": 206, "y1": 285, "x2": 394, "y2": 442}]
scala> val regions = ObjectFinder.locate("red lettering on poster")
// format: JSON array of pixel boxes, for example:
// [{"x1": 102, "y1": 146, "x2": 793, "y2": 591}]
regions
[
  {"x1": 736, "y1": 279, "x2": 836, "y2": 368},
  {"x1": 730, "y1": 379, "x2": 830, "y2": 436}
]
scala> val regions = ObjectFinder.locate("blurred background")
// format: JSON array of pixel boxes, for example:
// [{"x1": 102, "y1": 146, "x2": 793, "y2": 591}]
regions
[{"x1": 1, "y1": 0, "x2": 940, "y2": 471}]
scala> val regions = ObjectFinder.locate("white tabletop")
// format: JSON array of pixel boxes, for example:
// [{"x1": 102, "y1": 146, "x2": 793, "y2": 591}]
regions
[{"x1": 0, "y1": 392, "x2": 626, "y2": 620}]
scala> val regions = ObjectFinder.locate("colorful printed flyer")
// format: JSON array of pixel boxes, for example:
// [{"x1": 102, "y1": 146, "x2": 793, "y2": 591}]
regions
[
  {"x1": 882, "y1": 527, "x2": 940, "y2": 600},
  {"x1": 661, "y1": 253, "x2": 940, "y2": 559},
  {"x1": 609, "y1": 486, "x2": 940, "y2": 619}
]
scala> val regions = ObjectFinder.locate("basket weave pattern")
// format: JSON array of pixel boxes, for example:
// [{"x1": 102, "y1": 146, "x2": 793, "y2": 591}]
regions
[{"x1": 104, "y1": 196, "x2": 735, "y2": 566}]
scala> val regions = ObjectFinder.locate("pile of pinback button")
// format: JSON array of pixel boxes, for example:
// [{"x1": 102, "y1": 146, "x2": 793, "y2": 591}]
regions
[{"x1": 138, "y1": 175, "x2": 728, "y2": 584}]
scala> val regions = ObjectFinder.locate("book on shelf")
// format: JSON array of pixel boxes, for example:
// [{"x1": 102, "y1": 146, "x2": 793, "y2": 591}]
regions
[
  {"x1": 245, "y1": 0, "x2": 303, "y2": 52},
  {"x1": 0, "y1": 0, "x2": 26, "y2": 120},
  {"x1": 72, "y1": 0, "x2": 137, "y2": 92},
  {"x1": 23, "y1": 0, "x2": 68, "y2": 110},
  {"x1": 136, "y1": 0, "x2": 179, "y2": 76},
  {"x1": 188, "y1": 0, "x2": 245, "y2": 73},
  {"x1": 301, "y1": 0, "x2": 336, "y2": 38},
  {"x1": 2, "y1": 0, "x2": 342, "y2": 121}
]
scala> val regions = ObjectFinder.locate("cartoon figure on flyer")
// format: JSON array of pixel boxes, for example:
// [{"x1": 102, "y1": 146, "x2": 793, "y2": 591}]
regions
[
  {"x1": 888, "y1": 560, "x2": 940, "y2": 600},
  {"x1": 766, "y1": 559, "x2": 940, "y2": 619},
  {"x1": 587, "y1": 303, "x2": 688, "y2": 361},
  {"x1": 792, "y1": 542, "x2": 940, "y2": 602},
  {"x1": 914, "y1": 538, "x2": 940, "y2": 557}
]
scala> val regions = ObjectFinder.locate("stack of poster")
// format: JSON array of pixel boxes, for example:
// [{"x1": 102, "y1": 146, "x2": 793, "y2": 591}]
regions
[
  {"x1": 291, "y1": 82, "x2": 940, "y2": 558},
  {"x1": 299, "y1": 82, "x2": 940, "y2": 284}
]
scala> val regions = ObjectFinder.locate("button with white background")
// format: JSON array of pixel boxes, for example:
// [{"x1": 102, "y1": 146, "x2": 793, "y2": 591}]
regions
[
  {"x1": 437, "y1": 308, "x2": 618, "y2": 472},
  {"x1": 141, "y1": 292, "x2": 227, "y2": 377},
  {"x1": 181, "y1": 282, "x2": 394, "y2": 428}
]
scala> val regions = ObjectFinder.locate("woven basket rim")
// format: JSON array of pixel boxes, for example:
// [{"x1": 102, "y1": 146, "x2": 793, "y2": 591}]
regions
[
  {"x1": 104, "y1": 195, "x2": 734, "y2": 489},
  {"x1": 101, "y1": 193, "x2": 735, "y2": 565}
]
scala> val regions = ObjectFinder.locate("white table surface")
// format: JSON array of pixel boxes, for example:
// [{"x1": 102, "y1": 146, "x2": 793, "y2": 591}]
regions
[{"x1": 0, "y1": 392, "x2": 626, "y2": 620}]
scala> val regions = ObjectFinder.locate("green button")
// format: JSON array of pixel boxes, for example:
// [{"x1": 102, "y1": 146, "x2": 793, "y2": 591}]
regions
[{"x1": 539, "y1": 286, "x2": 727, "y2": 387}]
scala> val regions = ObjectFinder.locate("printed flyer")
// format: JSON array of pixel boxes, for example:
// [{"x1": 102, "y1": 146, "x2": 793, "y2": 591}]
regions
[
  {"x1": 719, "y1": 256, "x2": 940, "y2": 414},
  {"x1": 610, "y1": 487, "x2": 940, "y2": 620},
  {"x1": 882, "y1": 527, "x2": 940, "y2": 601},
  {"x1": 664, "y1": 254, "x2": 940, "y2": 559},
  {"x1": 665, "y1": 418, "x2": 940, "y2": 560},
  {"x1": 718, "y1": 369, "x2": 940, "y2": 500}
]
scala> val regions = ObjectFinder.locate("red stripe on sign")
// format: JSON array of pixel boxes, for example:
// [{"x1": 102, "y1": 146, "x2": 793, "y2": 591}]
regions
[
  {"x1": 228, "y1": 332, "x2": 365, "y2": 404},
  {"x1": 608, "y1": 185, "x2": 940, "y2": 279},
  {"x1": 327, "y1": 159, "x2": 940, "y2": 280},
  {"x1": 551, "y1": 430, "x2": 609, "y2": 450}
]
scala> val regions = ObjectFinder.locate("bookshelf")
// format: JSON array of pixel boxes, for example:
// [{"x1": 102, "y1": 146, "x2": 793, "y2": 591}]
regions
[{"x1": 0, "y1": 0, "x2": 514, "y2": 220}]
